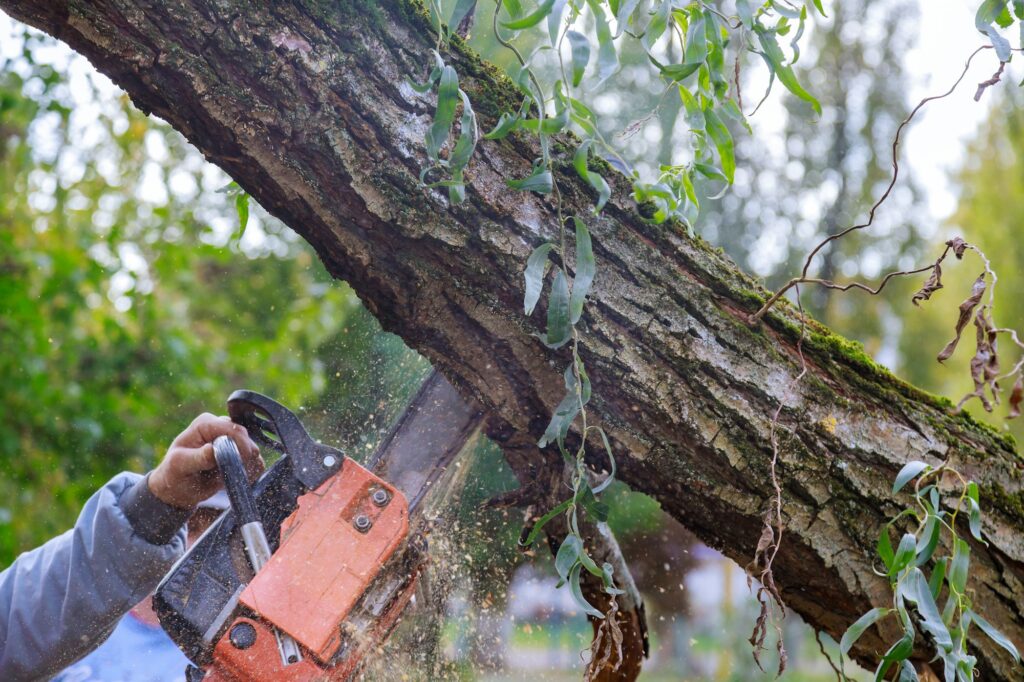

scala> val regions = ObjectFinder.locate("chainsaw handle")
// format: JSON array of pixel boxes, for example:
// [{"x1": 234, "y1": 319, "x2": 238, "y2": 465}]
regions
[{"x1": 212, "y1": 436, "x2": 259, "y2": 526}]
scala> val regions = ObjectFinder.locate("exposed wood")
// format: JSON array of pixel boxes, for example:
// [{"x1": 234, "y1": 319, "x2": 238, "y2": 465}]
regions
[{"x1": 3, "y1": 0, "x2": 1023, "y2": 677}]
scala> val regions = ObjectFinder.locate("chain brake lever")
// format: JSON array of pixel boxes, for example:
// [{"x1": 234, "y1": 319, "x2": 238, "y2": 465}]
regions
[{"x1": 227, "y1": 390, "x2": 343, "y2": 490}]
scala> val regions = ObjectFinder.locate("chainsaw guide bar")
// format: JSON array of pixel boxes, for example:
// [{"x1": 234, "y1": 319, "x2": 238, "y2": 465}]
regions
[{"x1": 154, "y1": 370, "x2": 482, "y2": 681}]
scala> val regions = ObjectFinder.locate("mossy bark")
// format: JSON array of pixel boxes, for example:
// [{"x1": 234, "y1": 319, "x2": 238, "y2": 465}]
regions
[{"x1": 5, "y1": 0, "x2": 1023, "y2": 677}]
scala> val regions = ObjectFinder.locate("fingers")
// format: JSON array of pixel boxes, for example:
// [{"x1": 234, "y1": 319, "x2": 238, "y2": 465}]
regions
[{"x1": 174, "y1": 413, "x2": 259, "y2": 460}]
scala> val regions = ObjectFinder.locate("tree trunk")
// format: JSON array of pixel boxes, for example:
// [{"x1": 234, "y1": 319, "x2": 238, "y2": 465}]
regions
[{"x1": 5, "y1": 0, "x2": 1023, "y2": 677}]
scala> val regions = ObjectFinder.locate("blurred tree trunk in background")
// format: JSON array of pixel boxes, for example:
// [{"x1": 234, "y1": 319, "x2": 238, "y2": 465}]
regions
[{"x1": 2, "y1": 1, "x2": 1024, "y2": 678}]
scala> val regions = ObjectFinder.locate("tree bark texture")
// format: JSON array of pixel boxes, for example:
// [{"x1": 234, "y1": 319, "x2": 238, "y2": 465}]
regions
[{"x1": 4, "y1": 0, "x2": 1024, "y2": 677}]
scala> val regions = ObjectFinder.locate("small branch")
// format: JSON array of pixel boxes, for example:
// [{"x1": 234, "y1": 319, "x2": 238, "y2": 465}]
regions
[
  {"x1": 975, "y1": 61, "x2": 1006, "y2": 101},
  {"x1": 751, "y1": 263, "x2": 939, "y2": 322},
  {"x1": 752, "y1": 45, "x2": 992, "y2": 322}
]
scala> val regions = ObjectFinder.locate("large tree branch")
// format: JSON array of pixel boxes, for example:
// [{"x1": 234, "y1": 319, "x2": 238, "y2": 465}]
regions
[{"x1": 5, "y1": 0, "x2": 1023, "y2": 677}]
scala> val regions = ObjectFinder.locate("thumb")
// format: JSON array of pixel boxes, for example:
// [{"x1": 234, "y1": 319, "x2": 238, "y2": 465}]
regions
[{"x1": 175, "y1": 442, "x2": 218, "y2": 476}]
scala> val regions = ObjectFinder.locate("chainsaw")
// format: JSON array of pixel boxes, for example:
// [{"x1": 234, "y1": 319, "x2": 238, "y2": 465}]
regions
[{"x1": 153, "y1": 370, "x2": 482, "y2": 681}]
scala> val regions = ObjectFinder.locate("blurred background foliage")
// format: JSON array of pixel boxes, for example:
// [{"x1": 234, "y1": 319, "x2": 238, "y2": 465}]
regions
[{"x1": 1, "y1": 0, "x2": 1019, "y2": 678}]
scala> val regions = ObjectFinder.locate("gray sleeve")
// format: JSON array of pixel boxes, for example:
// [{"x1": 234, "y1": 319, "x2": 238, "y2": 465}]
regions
[{"x1": 0, "y1": 472, "x2": 187, "y2": 682}]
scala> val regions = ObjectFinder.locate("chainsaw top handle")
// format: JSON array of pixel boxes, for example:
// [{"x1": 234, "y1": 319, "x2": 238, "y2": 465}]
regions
[
  {"x1": 211, "y1": 436, "x2": 259, "y2": 526},
  {"x1": 227, "y1": 389, "x2": 344, "y2": 491}
]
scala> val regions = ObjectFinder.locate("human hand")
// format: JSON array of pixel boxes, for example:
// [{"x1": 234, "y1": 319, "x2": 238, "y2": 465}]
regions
[{"x1": 148, "y1": 413, "x2": 263, "y2": 509}]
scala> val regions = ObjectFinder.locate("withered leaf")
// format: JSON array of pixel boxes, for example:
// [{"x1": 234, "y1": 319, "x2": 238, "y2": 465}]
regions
[
  {"x1": 1009, "y1": 375, "x2": 1024, "y2": 419},
  {"x1": 912, "y1": 262, "x2": 943, "y2": 306},
  {"x1": 947, "y1": 236, "x2": 969, "y2": 259},
  {"x1": 956, "y1": 306, "x2": 1001, "y2": 413},
  {"x1": 937, "y1": 274, "x2": 986, "y2": 362}
]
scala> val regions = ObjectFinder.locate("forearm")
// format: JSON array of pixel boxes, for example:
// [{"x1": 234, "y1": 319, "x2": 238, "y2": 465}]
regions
[{"x1": 0, "y1": 473, "x2": 187, "y2": 681}]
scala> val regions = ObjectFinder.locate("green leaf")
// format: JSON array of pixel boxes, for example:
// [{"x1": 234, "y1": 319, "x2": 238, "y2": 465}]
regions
[
  {"x1": 969, "y1": 609, "x2": 1021, "y2": 662},
  {"x1": 568, "y1": 218, "x2": 595, "y2": 324},
  {"x1": 660, "y1": 62, "x2": 701, "y2": 82},
  {"x1": 425, "y1": 66, "x2": 459, "y2": 162},
  {"x1": 544, "y1": 268, "x2": 572, "y2": 348},
  {"x1": 897, "y1": 660, "x2": 919, "y2": 682},
  {"x1": 520, "y1": 498, "x2": 572, "y2": 546},
  {"x1": 755, "y1": 27, "x2": 821, "y2": 114},
  {"x1": 591, "y1": 426, "x2": 617, "y2": 494},
  {"x1": 678, "y1": 87, "x2": 705, "y2": 129},
  {"x1": 573, "y1": 141, "x2": 611, "y2": 212},
  {"x1": 929, "y1": 558, "x2": 947, "y2": 601},
  {"x1": 902, "y1": 567, "x2": 952, "y2": 651},
  {"x1": 893, "y1": 460, "x2": 929, "y2": 494},
  {"x1": 694, "y1": 163, "x2": 728, "y2": 183},
  {"x1": 567, "y1": 30, "x2": 591, "y2": 87},
  {"x1": 502, "y1": 0, "x2": 556, "y2": 30},
  {"x1": 977, "y1": 0, "x2": 1009, "y2": 30},
  {"x1": 449, "y1": 0, "x2": 477, "y2": 32},
  {"x1": 948, "y1": 538, "x2": 970, "y2": 594},
  {"x1": 877, "y1": 526, "x2": 895, "y2": 571},
  {"x1": 875, "y1": 634, "x2": 914, "y2": 682},
  {"x1": 538, "y1": 390, "x2": 579, "y2": 449},
  {"x1": 736, "y1": 0, "x2": 754, "y2": 29},
  {"x1": 889, "y1": 533, "x2": 917, "y2": 577},
  {"x1": 601, "y1": 562, "x2": 624, "y2": 594},
  {"x1": 841, "y1": 607, "x2": 888, "y2": 654},
  {"x1": 585, "y1": 0, "x2": 618, "y2": 83},
  {"x1": 684, "y1": 11, "x2": 708, "y2": 65},
  {"x1": 985, "y1": 24, "x2": 1012, "y2": 61},
  {"x1": 234, "y1": 189, "x2": 250, "y2": 239},
  {"x1": 484, "y1": 111, "x2": 521, "y2": 140},
  {"x1": 508, "y1": 168, "x2": 553, "y2": 193},
  {"x1": 547, "y1": 0, "x2": 568, "y2": 46},
  {"x1": 578, "y1": 545, "x2": 602, "y2": 578},
  {"x1": 445, "y1": 90, "x2": 478, "y2": 202},
  {"x1": 915, "y1": 514, "x2": 941, "y2": 566},
  {"x1": 555, "y1": 534, "x2": 582, "y2": 582},
  {"x1": 568, "y1": 563, "x2": 605, "y2": 618},
  {"x1": 524, "y1": 243, "x2": 553, "y2": 315},
  {"x1": 703, "y1": 107, "x2": 735, "y2": 183}
]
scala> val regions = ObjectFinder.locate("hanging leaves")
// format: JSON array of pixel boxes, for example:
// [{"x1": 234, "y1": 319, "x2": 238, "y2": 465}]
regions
[
  {"x1": 937, "y1": 274, "x2": 986, "y2": 362},
  {"x1": 842, "y1": 462, "x2": 1015, "y2": 678},
  {"x1": 416, "y1": 52, "x2": 478, "y2": 203}
]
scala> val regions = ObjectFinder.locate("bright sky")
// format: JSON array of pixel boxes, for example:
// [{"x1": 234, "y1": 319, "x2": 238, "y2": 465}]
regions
[{"x1": 904, "y1": 0, "x2": 1021, "y2": 221}]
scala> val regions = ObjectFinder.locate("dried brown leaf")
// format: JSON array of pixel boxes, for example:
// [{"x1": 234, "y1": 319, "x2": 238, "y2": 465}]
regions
[
  {"x1": 1009, "y1": 375, "x2": 1024, "y2": 419},
  {"x1": 956, "y1": 306, "x2": 1001, "y2": 412},
  {"x1": 912, "y1": 262, "x2": 943, "y2": 306},
  {"x1": 937, "y1": 274, "x2": 986, "y2": 362},
  {"x1": 947, "y1": 236, "x2": 969, "y2": 259}
]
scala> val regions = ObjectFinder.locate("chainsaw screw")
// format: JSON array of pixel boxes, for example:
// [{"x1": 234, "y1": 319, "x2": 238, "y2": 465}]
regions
[
  {"x1": 322, "y1": 455, "x2": 337, "y2": 468},
  {"x1": 354, "y1": 514, "x2": 372, "y2": 533},
  {"x1": 371, "y1": 488, "x2": 390, "y2": 507},
  {"x1": 229, "y1": 622, "x2": 257, "y2": 650}
]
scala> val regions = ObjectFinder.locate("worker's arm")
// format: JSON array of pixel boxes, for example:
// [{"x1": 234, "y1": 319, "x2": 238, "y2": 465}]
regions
[{"x1": 0, "y1": 414, "x2": 261, "y2": 681}]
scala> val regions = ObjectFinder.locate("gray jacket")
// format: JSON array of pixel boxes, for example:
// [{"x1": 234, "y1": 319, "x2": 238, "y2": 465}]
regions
[{"x1": 0, "y1": 472, "x2": 190, "y2": 681}]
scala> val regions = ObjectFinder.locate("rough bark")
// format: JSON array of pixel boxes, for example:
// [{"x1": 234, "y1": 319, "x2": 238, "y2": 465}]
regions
[{"x1": 4, "y1": 0, "x2": 1024, "y2": 677}]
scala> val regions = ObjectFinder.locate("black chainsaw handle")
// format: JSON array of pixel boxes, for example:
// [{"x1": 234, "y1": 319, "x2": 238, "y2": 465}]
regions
[
  {"x1": 212, "y1": 436, "x2": 259, "y2": 526},
  {"x1": 227, "y1": 389, "x2": 344, "y2": 491}
]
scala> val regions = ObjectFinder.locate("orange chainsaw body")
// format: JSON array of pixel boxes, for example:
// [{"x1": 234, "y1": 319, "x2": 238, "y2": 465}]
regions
[{"x1": 202, "y1": 458, "x2": 425, "y2": 681}]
